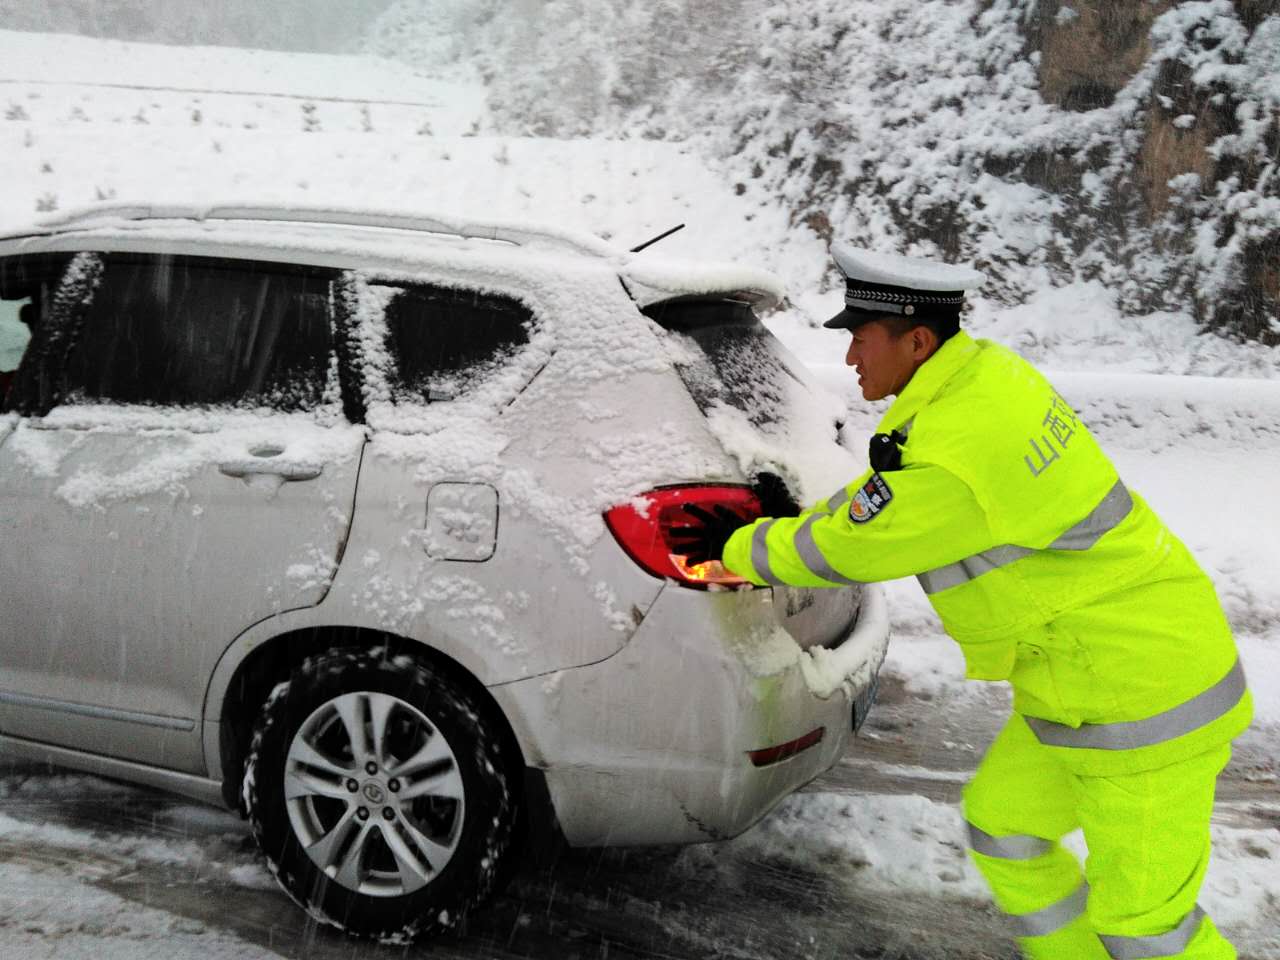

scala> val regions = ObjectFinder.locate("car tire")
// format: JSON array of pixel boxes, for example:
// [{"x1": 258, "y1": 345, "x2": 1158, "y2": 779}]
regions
[{"x1": 243, "y1": 646, "x2": 517, "y2": 941}]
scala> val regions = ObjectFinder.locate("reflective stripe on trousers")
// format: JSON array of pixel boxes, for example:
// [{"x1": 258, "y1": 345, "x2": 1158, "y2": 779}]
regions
[
  {"x1": 1026, "y1": 658, "x2": 1247, "y2": 750},
  {"x1": 917, "y1": 480, "x2": 1133, "y2": 595},
  {"x1": 965, "y1": 823, "x2": 1085, "y2": 938},
  {"x1": 1010, "y1": 882, "x2": 1090, "y2": 938},
  {"x1": 966, "y1": 822, "x2": 1054, "y2": 860},
  {"x1": 1099, "y1": 906, "x2": 1206, "y2": 958}
]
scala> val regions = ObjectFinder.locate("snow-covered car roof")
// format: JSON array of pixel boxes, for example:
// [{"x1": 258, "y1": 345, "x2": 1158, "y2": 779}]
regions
[{"x1": 0, "y1": 203, "x2": 785, "y2": 309}]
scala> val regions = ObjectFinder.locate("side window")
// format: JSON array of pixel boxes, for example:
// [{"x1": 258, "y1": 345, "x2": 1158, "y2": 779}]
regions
[
  {"x1": 63, "y1": 254, "x2": 335, "y2": 411},
  {"x1": 0, "y1": 253, "x2": 69, "y2": 413},
  {"x1": 376, "y1": 283, "x2": 533, "y2": 402}
]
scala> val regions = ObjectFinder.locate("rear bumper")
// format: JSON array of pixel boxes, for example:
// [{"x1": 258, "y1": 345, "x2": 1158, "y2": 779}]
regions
[{"x1": 490, "y1": 583, "x2": 890, "y2": 847}]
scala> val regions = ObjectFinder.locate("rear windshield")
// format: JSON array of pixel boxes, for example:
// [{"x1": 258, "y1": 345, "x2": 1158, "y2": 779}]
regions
[{"x1": 643, "y1": 298, "x2": 806, "y2": 429}]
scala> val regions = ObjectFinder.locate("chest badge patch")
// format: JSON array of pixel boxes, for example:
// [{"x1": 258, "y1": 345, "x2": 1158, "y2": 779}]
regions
[{"x1": 849, "y1": 472, "x2": 893, "y2": 524}]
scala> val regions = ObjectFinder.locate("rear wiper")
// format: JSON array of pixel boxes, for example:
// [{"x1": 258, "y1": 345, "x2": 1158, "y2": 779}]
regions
[{"x1": 629, "y1": 223, "x2": 686, "y2": 253}]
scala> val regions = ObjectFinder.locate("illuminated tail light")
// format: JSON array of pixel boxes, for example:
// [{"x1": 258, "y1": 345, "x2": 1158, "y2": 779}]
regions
[
  {"x1": 603, "y1": 485, "x2": 762, "y2": 589},
  {"x1": 747, "y1": 727, "x2": 825, "y2": 767}
]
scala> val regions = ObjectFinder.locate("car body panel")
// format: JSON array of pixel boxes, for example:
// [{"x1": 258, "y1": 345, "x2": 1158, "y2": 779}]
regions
[
  {"x1": 0, "y1": 413, "x2": 363, "y2": 772},
  {"x1": 0, "y1": 731, "x2": 226, "y2": 807},
  {"x1": 491, "y1": 583, "x2": 888, "y2": 846}
]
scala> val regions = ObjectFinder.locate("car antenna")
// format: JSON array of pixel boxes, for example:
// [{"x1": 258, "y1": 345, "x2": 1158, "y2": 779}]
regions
[{"x1": 629, "y1": 223, "x2": 686, "y2": 253}]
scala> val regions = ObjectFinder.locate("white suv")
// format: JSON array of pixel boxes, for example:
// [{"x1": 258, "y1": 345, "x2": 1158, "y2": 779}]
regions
[{"x1": 0, "y1": 204, "x2": 889, "y2": 941}]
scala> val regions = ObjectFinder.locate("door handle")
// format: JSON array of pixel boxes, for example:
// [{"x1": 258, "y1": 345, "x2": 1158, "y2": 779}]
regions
[{"x1": 218, "y1": 460, "x2": 323, "y2": 481}]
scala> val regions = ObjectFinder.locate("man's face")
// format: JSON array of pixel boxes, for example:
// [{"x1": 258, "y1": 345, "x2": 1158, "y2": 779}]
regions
[{"x1": 844, "y1": 319, "x2": 924, "y2": 401}]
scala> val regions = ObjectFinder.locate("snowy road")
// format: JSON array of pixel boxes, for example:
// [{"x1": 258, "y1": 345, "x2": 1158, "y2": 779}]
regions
[
  {"x1": 2, "y1": 668, "x2": 1277, "y2": 960},
  {"x1": 0, "y1": 703, "x2": 1022, "y2": 960}
]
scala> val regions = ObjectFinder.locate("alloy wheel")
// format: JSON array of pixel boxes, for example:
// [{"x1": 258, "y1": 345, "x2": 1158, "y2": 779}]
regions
[{"x1": 284, "y1": 690, "x2": 465, "y2": 897}]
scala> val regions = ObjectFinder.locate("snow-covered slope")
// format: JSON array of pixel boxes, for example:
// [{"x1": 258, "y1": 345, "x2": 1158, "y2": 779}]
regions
[
  {"x1": 0, "y1": 29, "x2": 798, "y2": 269},
  {"x1": 1, "y1": 29, "x2": 462, "y2": 102}
]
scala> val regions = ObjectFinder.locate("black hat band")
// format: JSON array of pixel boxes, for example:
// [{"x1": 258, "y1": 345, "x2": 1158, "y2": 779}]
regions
[
  {"x1": 844, "y1": 285, "x2": 965, "y2": 312},
  {"x1": 846, "y1": 296, "x2": 914, "y2": 316}
]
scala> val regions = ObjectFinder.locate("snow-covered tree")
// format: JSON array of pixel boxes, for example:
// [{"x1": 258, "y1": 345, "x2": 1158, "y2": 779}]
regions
[{"x1": 364, "y1": 0, "x2": 1277, "y2": 342}]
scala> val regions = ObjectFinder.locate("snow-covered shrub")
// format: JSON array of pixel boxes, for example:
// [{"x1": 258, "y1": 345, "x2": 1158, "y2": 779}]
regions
[
  {"x1": 365, "y1": 0, "x2": 757, "y2": 138},
  {"x1": 363, "y1": 0, "x2": 502, "y2": 74}
]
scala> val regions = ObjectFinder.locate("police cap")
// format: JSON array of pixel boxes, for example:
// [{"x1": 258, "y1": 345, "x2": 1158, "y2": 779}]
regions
[{"x1": 823, "y1": 244, "x2": 985, "y2": 333}]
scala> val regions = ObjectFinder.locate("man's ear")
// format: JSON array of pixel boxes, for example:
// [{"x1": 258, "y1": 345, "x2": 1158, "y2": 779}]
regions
[{"x1": 911, "y1": 324, "x2": 939, "y2": 360}]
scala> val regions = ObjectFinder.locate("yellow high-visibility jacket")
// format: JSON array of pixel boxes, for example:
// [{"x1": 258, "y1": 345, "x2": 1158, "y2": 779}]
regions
[{"x1": 722, "y1": 331, "x2": 1252, "y2": 775}]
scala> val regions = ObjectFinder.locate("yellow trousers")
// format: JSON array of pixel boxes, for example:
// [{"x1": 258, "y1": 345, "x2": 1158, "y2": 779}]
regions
[{"x1": 962, "y1": 714, "x2": 1235, "y2": 959}]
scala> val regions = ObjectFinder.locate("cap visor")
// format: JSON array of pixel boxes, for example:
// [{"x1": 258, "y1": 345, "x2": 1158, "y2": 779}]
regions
[{"x1": 823, "y1": 308, "x2": 874, "y2": 330}]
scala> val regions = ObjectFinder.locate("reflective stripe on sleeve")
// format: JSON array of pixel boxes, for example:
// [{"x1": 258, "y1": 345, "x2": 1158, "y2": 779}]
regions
[
  {"x1": 750, "y1": 519, "x2": 787, "y2": 585},
  {"x1": 916, "y1": 481, "x2": 1133, "y2": 596},
  {"x1": 1026, "y1": 659, "x2": 1247, "y2": 750},
  {"x1": 826, "y1": 484, "x2": 851, "y2": 514},
  {"x1": 966, "y1": 822, "x2": 1054, "y2": 860},
  {"x1": 917, "y1": 544, "x2": 1034, "y2": 594},
  {"x1": 1010, "y1": 882, "x2": 1089, "y2": 938},
  {"x1": 793, "y1": 515, "x2": 862, "y2": 586},
  {"x1": 1099, "y1": 905, "x2": 1206, "y2": 959}
]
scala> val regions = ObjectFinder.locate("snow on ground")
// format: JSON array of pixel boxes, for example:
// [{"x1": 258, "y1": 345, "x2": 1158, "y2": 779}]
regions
[
  {"x1": 0, "y1": 861, "x2": 273, "y2": 960},
  {"x1": 0, "y1": 783, "x2": 276, "y2": 960},
  {"x1": 0, "y1": 29, "x2": 481, "y2": 106},
  {"x1": 2, "y1": 27, "x2": 1279, "y2": 957},
  {"x1": 689, "y1": 789, "x2": 1280, "y2": 936}
]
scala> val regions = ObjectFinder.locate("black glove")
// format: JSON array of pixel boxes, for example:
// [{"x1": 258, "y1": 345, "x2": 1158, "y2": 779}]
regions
[
  {"x1": 668, "y1": 503, "x2": 750, "y2": 566},
  {"x1": 868, "y1": 429, "x2": 907, "y2": 472},
  {"x1": 754, "y1": 471, "x2": 802, "y2": 518}
]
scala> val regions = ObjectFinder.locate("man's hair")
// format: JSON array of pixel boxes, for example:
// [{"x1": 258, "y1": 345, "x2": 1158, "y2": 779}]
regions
[{"x1": 877, "y1": 312, "x2": 960, "y2": 345}]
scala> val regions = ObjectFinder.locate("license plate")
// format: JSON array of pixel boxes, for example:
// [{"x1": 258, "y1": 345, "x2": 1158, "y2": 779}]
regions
[{"x1": 852, "y1": 675, "x2": 880, "y2": 733}]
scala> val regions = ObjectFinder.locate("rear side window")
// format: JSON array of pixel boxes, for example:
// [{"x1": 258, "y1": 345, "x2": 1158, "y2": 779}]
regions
[
  {"x1": 377, "y1": 283, "x2": 532, "y2": 402},
  {"x1": 63, "y1": 253, "x2": 334, "y2": 410},
  {"x1": 644, "y1": 297, "x2": 804, "y2": 429}
]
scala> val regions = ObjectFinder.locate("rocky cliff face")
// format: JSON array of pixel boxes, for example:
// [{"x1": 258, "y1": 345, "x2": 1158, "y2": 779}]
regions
[
  {"x1": 708, "y1": 0, "x2": 1279, "y2": 344},
  {"x1": 1019, "y1": 0, "x2": 1279, "y2": 342},
  {"x1": 371, "y1": 0, "x2": 1279, "y2": 346}
]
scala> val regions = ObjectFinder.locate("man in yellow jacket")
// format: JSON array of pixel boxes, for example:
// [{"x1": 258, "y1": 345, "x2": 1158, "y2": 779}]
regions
[{"x1": 692, "y1": 246, "x2": 1252, "y2": 959}]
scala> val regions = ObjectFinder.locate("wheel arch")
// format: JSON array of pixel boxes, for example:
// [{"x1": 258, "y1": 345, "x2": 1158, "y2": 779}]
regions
[{"x1": 212, "y1": 625, "x2": 530, "y2": 819}]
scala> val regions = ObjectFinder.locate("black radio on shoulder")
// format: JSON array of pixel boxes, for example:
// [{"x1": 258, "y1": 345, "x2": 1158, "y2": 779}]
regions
[{"x1": 868, "y1": 429, "x2": 907, "y2": 472}]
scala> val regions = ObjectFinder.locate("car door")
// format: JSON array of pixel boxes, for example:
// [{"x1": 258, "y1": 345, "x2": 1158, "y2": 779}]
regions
[{"x1": 0, "y1": 250, "x2": 365, "y2": 774}]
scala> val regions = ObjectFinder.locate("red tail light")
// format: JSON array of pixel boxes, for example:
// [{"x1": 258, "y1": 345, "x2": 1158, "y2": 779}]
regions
[{"x1": 604, "y1": 485, "x2": 762, "y2": 588}]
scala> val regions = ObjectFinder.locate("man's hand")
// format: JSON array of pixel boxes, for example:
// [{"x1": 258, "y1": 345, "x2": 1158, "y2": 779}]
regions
[
  {"x1": 668, "y1": 503, "x2": 751, "y2": 567},
  {"x1": 754, "y1": 471, "x2": 802, "y2": 517}
]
